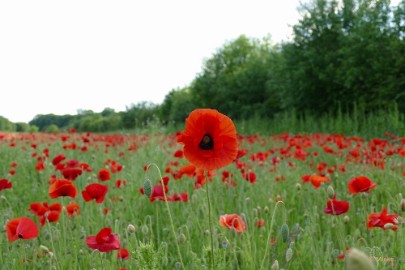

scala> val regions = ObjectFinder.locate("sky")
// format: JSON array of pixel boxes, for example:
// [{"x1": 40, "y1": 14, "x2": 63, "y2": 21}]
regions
[{"x1": 1, "y1": 1, "x2": 316, "y2": 122}]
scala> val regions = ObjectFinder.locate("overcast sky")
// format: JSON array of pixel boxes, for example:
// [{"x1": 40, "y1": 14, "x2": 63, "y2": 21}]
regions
[{"x1": 0, "y1": 0, "x2": 400, "y2": 123}]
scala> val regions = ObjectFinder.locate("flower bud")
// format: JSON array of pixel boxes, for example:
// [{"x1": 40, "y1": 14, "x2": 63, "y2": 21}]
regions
[
  {"x1": 286, "y1": 248, "x2": 293, "y2": 262},
  {"x1": 141, "y1": 224, "x2": 149, "y2": 235},
  {"x1": 177, "y1": 233, "x2": 187, "y2": 244},
  {"x1": 271, "y1": 259, "x2": 279, "y2": 270},
  {"x1": 327, "y1": 185, "x2": 335, "y2": 199},
  {"x1": 143, "y1": 178, "x2": 152, "y2": 197},
  {"x1": 400, "y1": 198, "x2": 405, "y2": 212},
  {"x1": 346, "y1": 248, "x2": 376, "y2": 270},
  {"x1": 127, "y1": 224, "x2": 136, "y2": 234},
  {"x1": 344, "y1": 215, "x2": 350, "y2": 224},
  {"x1": 281, "y1": 223, "x2": 289, "y2": 243},
  {"x1": 295, "y1": 183, "x2": 301, "y2": 191}
]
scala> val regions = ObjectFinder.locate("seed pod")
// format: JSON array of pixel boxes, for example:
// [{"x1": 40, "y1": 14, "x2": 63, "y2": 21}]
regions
[
  {"x1": 177, "y1": 233, "x2": 187, "y2": 244},
  {"x1": 327, "y1": 185, "x2": 335, "y2": 199},
  {"x1": 271, "y1": 259, "x2": 279, "y2": 270},
  {"x1": 400, "y1": 198, "x2": 405, "y2": 212},
  {"x1": 141, "y1": 224, "x2": 149, "y2": 235},
  {"x1": 281, "y1": 223, "x2": 289, "y2": 243},
  {"x1": 127, "y1": 224, "x2": 136, "y2": 233},
  {"x1": 286, "y1": 248, "x2": 293, "y2": 262},
  {"x1": 143, "y1": 179, "x2": 152, "y2": 197}
]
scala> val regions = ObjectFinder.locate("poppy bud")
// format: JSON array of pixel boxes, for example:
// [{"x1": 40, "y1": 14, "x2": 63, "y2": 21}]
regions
[
  {"x1": 143, "y1": 179, "x2": 152, "y2": 197},
  {"x1": 383, "y1": 223, "x2": 394, "y2": 230},
  {"x1": 346, "y1": 248, "x2": 376, "y2": 270},
  {"x1": 40, "y1": 245, "x2": 50, "y2": 254},
  {"x1": 295, "y1": 183, "x2": 302, "y2": 190},
  {"x1": 286, "y1": 247, "x2": 293, "y2": 262},
  {"x1": 281, "y1": 223, "x2": 289, "y2": 243},
  {"x1": 175, "y1": 262, "x2": 182, "y2": 269},
  {"x1": 264, "y1": 206, "x2": 269, "y2": 214},
  {"x1": 344, "y1": 215, "x2": 350, "y2": 224},
  {"x1": 127, "y1": 224, "x2": 136, "y2": 234},
  {"x1": 204, "y1": 229, "x2": 211, "y2": 236},
  {"x1": 327, "y1": 185, "x2": 335, "y2": 199},
  {"x1": 271, "y1": 259, "x2": 279, "y2": 270},
  {"x1": 177, "y1": 233, "x2": 187, "y2": 244},
  {"x1": 221, "y1": 240, "x2": 228, "y2": 249},
  {"x1": 141, "y1": 224, "x2": 149, "y2": 235}
]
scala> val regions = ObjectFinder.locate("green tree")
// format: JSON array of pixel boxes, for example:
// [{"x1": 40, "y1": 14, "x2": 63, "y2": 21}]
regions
[{"x1": 191, "y1": 35, "x2": 280, "y2": 119}]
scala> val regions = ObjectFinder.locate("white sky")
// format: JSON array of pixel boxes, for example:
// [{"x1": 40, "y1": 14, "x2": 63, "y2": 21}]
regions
[{"x1": 0, "y1": 0, "x2": 399, "y2": 123}]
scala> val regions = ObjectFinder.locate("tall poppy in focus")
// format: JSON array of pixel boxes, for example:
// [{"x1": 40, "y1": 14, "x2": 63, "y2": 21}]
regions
[
  {"x1": 176, "y1": 109, "x2": 238, "y2": 171},
  {"x1": 48, "y1": 179, "x2": 78, "y2": 199},
  {"x1": 6, "y1": 217, "x2": 39, "y2": 242},
  {"x1": 86, "y1": 227, "x2": 120, "y2": 252}
]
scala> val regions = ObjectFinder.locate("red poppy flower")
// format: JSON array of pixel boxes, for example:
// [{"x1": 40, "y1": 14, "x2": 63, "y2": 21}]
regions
[
  {"x1": 98, "y1": 169, "x2": 111, "y2": 181},
  {"x1": 324, "y1": 195, "x2": 350, "y2": 215},
  {"x1": 348, "y1": 176, "x2": 376, "y2": 194},
  {"x1": 173, "y1": 149, "x2": 184, "y2": 158},
  {"x1": 301, "y1": 175, "x2": 330, "y2": 189},
  {"x1": 367, "y1": 208, "x2": 399, "y2": 231},
  {"x1": 29, "y1": 202, "x2": 48, "y2": 216},
  {"x1": 86, "y1": 227, "x2": 120, "y2": 252},
  {"x1": 0, "y1": 179, "x2": 12, "y2": 191},
  {"x1": 176, "y1": 109, "x2": 238, "y2": 171},
  {"x1": 82, "y1": 183, "x2": 109, "y2": 203},
  {"x1": 177, "y1": 164, "x2": 196, "y2": 178},
  {"x1": 60, "y1": 160, "x2": 83, "y2": 180},
  {"x1": 48, "y1": 179, "x2": 78, "y2": 199},
  {"x1": 149, "y1": 185, "x2": 169, "y2": 202},
  {"x1": 117, "y1": 248, "x2": 130, "y2": 260},
  {"x1": 114, "y1": 179, "x2": 127, "y2": 188},
  {"x1": 6, "y1": 217, "x2": 39, "y2": 242},
  {"x1": 219, "y1": 214, "x2": 247, "y2": 233},
  {"x1": 30, "y1": 202, "x2": 62, "y2": 226},
  {"x1": 52, "y1": 154, "x2": 66, "y2": 166},
  {"x1": 243, "y1": 171, "x2": 256, "y2": 184},
  {"x1": 66, "y1": 203, "x2": 80, "y2": 217},
  {"x1": 35, "y1": 161, "x2": 45, "y2": 171},
  {"x1": 257, "y1": 219, "x2": 266, "y2": 228}
]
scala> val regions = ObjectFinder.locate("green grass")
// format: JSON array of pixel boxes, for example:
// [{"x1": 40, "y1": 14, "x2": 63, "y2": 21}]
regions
[{"x1": 0, "y1": 126, "x2": 404, "y2": 269}]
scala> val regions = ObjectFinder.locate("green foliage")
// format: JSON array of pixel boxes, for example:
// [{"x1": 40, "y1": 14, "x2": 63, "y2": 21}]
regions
[
  {"x1": 159, "y1": 88, "x2": 196, "y2": 124},
  {"x1": 133, "y1": 242, "x2": 165, "y2": 270},
  {"x1": 0, "y1": 116, "x2": 16, "y2": 131},
  {"x1": 191, "y1": 35, "x2": 280, "y2": 119}
]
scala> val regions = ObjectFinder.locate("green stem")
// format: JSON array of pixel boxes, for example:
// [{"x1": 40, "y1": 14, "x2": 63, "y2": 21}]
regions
[
  {"x1": 46, "y1": 219, "x2": 60, "y2": 270},
  {"x1": 259, "y1": 201, "x2": 286, "y2": 270},
  {"x1": 205, "y1": 173, "x2": 215, "y2": 270},
  {"x1": 147, "y1": 163, "x2": 186, "y2": 270}
]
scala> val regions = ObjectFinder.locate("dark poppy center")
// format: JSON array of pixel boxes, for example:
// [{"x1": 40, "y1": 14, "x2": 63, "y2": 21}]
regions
[
  {"x1": 199, "y1": 134, "x2": 214, "y2": 150},
  {"x1": 18, "y1": 233, "x2": 23, "y2": 239}
]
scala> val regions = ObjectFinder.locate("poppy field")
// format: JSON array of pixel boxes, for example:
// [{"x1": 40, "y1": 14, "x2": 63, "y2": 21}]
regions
[{"x1": 1, "y1": 109, "x2": 405, "y2": 270}]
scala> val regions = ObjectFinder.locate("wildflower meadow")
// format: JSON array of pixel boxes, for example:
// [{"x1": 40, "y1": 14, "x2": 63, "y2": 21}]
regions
[{"x1": 1, "y1": 109, "x2": 404, "y2": 270}]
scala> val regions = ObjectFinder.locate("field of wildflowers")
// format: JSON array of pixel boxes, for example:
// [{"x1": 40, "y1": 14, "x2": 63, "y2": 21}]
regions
[{"x1": 1, "y1": 109, "x2": 404, "y2": 270}]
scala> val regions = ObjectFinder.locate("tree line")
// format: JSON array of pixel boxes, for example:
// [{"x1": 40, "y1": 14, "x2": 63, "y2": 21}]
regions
[{"x1": 1, "y1": 0, "x2": 404, "y2": 133}]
